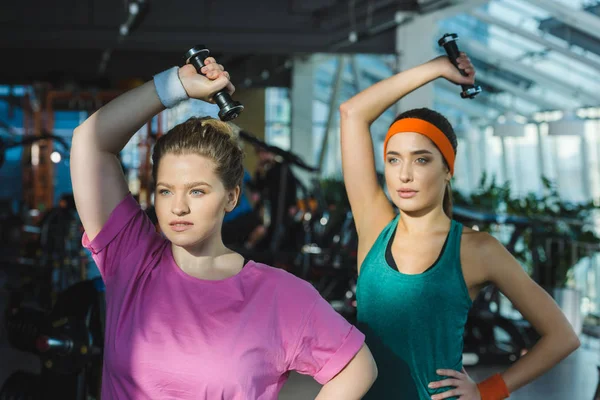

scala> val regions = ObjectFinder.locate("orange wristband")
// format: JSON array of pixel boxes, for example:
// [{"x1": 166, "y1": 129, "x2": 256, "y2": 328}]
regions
[{"x1": 476, "y1": 374, "x2": 510, "y2": 400}]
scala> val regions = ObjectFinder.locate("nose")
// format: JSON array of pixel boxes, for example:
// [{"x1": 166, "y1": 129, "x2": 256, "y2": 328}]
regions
[
  {"x1": 171, "y1": 194, "x2": 190, "y2": 216},
  {"x1": 398, "y1": 161, "x2": 413, "y2": 183}
]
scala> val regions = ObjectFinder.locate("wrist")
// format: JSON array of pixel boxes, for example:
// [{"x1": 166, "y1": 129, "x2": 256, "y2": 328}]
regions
[
  {"x1": 153, "y1": 66, "x2": 189, "y2": 108},
  {"x1": 425, "y1": 56, "x2": 450, "y2": 80},
  {"x1": 476, "y1": 373, "x2": 510, "y2": 400}
]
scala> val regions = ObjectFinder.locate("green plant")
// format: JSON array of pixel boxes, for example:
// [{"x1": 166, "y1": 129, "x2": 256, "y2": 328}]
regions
[
  {"x1": 454, "y1": 173, "x2": 600, "y2": 287},
  {"x1": 319, "y1": 177, "x2": 350, "y2": 210}
]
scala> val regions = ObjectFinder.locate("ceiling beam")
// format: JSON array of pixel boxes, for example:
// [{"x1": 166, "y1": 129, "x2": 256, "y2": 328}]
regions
[
  {"x1": 463, "y1": 39, "x2": 597, "y2": 106},
  {"x1": 0, "y1": 27, "x2": 395, "y2": 55},
  {"x1": 473, "y1": 69, "x2": 563, "y2": 111},
  {"x1": 435, "y1": 94, "x2": 499, "y2": 121},
  {"x1": 470, "y1": 9, "x2": 600, "y2": 73},
  {"x1": 424, "y1": 0, "x2": 490, "y2": 21},
  {"x1": 437, "y1": 80, "x2": 529, "y2": 117},
  {"x1": 525, "y1": 0, "x2": 600, "y2": 42}
]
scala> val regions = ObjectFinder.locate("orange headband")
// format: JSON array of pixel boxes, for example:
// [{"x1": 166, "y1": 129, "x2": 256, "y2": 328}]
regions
[{"x1": 383, "y1": 118, "x2": 455, "y2": 175}]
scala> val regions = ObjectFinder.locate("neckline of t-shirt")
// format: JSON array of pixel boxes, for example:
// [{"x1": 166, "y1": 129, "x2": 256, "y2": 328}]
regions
[{"x1": 167, "y1": 244, "x2": 255, "y2": 284}]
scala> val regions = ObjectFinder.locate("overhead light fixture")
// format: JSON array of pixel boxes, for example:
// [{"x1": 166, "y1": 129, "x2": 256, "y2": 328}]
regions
[
  {"x1": 547, "y1": 109, "x2": 586, "y2": 136},
  {"x1": 493, "y1": 112, "x2": 526, "y2": 137},
  {"x1": 50, "y1": 151, "x2": 62, "y2": 164}
]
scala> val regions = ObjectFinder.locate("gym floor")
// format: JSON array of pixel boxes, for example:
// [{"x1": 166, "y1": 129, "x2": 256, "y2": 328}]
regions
[{"x1": 0, "y1": 275, "x2": 595, "y2": 399}]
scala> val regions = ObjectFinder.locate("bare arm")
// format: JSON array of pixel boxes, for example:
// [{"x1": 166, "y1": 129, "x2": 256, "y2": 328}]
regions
[
  {"x1": 315, "y1": 344, "x2": 377, "y2": 400},
  {"x1": 71, "y1": 61, "x2": 232, "y2": 241},
  {"x1": 71, "y1": 81, "x2": 165, "y2": 241},
  {"x1": 339, "y1": 55, "x2": 475, "y2": 268},
  {"x1": 482, "y1": 235, "x2": 580, "y2": 392},
  {"x1": 430, "y1": 233, "x2": 580, "y2": 400}
]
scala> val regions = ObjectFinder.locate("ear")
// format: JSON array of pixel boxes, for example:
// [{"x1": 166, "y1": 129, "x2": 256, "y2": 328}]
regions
[
  {"x1": 225, "y1": 186, "x2": 241, "y2": 212},
  {"x1": 445, "y1": 170, "x2": 452, "y2": 183}
]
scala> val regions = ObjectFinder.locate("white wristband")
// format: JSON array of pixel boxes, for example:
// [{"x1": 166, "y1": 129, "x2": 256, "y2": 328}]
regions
[{"x1": 153, "y1": 66, "x2": 189, "y2": 108}]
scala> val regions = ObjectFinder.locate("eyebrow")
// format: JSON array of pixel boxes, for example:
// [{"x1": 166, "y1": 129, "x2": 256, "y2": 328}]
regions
[
  {"x1": 386, "y1": 149, "x2": 433, "y2": 156},
  {"x1": 156, "y1": 181, "x2": 213, "y2": 189}
]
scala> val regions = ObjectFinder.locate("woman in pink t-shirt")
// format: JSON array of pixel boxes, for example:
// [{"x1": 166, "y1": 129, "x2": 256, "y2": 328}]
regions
[{"x1": 70, "y1": 58, "x2": 377, "y2": 399}]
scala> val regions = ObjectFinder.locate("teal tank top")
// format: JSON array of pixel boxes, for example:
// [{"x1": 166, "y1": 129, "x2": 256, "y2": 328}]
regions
[{"x1": 356, "y1": 215, "x2": 472, "y2": 400}]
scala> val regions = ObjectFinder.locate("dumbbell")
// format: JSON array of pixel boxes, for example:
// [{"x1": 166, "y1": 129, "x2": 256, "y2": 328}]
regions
[
  {"x1": 438, "y1": 33, "x2": 482, "y2": 99},
  {"x1": 185, "y1": 45, "x2": 244, "y2": 121}
]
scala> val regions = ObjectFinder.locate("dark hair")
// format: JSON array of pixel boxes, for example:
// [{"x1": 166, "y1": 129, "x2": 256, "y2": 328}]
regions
[
  {"x1": 391, "y1": 108, "x2": 457, "y2": 218},
  {"x1": 151, "y1": 117, "x2": 244, "y2": 191}
]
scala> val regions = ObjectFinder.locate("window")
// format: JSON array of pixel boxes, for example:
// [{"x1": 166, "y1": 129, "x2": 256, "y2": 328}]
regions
[{"x1": 265, "y1": 88, "x2": 291, "y2": 150}]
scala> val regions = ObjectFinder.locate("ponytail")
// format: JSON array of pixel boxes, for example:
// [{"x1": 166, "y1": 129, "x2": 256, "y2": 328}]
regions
[{"x1": 443, "y1": 182, "x2": 453, "y2": 218}]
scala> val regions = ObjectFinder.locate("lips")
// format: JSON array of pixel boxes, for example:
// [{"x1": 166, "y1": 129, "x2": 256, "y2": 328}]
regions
[
  {"x1": 169, "y1": 220, "x2": 193, "y2": 232},
  {"x1": 397, "y1": 189, "x2": 418, "y2": 199}
]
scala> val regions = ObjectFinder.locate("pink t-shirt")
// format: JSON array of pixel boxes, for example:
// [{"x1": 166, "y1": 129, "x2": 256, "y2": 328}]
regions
[{"x1": 83, "y1": 194, "x2": 365, "y2": 400}]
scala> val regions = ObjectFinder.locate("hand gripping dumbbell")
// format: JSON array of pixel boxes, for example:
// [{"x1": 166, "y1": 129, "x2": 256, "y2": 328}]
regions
[
  {"x1": 185, "y1": 45, "x2": 244, "y2": 121},
  {"x1": 438, "y1": 33, "x2": 482, "y2": 99}
]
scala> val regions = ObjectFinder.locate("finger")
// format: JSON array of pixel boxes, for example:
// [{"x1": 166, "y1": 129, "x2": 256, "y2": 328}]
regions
[
  {"x1": 225, "y1": 80, "x2": 235, "y2": 96},
  {"x1": 203, "y1": 62, "x2": 221, "y2": 72},
  {"x1": 437, "y1": 369, "x2": 463, "y2": 378},
  {"x1": 205, "y1": 63, "x2": 223, "y2": 74},
  {"x1": 428, "y1": 378, "x2": 461, "y2": 389},
  {"x1": 210, "y1": 66, "x2": 226, "y2": 79},
  {"x1": 208, "y1": 75, "x2": 231, "y2": 95},
  {"x1": 457, "y1": 58, "x2": 471, "y2": 68},
  {"x1": 224, "y1": 71, "x2": 231, "y2": 80},
  {"x1": 204, "y1": 57, "x2": 216, "y2": 65},
  {"x1": 431, "y1": 389, "x2": 462, "y2": 400},
  {"x1": 218, "y1": 63, "x2": 225, "y2": 71},
  {"x1": 457, "y1": 60, "x2": 471, "y2": 68},
  {"x1": 204, "y1": 70, "x2": 217, "y2": 79}
]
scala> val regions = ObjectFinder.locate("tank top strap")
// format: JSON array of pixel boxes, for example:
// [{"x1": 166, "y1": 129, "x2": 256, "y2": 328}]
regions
[
  {"x1": 443, "y1": 219, "x2": 465, "y2": 274},
  {"x1": 360, "y1": 214, "x2": 400, "y2": 271},
  {"x1": 382, "y1": 214, "x2": 400, "y2": 243}
]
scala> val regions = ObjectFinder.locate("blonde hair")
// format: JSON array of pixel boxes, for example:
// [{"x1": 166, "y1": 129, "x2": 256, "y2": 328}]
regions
[{"x1": 152, "y1": 117, "x2": 244, "y2": 190}]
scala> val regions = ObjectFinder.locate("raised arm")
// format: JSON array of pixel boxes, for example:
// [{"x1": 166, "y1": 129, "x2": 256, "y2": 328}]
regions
[
  {"x1": 339, "y1": 55, "x2": 474, "y2": 268},
  {"x1": 70, "y1": 60, "x2": 232, "y2": 241}
]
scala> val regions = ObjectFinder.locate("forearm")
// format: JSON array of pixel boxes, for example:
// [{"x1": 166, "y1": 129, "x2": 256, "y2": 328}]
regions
[
  {"x1": 340, "y1": 58, "x2": 442, "y2": 124},
  {"x1": 315, "y1": 344, "x2": 377, "y2": 400},
  {"x1": 74, "y1": 80, "x2": 165, "y2": 155},
  {"x1": 499, "y1": 330, "x2": 580, "y2": 392}
]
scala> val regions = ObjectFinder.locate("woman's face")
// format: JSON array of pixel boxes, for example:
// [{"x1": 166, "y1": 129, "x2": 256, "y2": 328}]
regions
[
  {"x1": 384, "y1": 132, "x2": 451, "y2": 215},
  {"x1": 154, "y1": 153, "x2": 239, "y2": 249}
]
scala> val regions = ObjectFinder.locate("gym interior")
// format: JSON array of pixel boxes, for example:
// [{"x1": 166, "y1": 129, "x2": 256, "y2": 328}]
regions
[{"x1": 1, "y1": 0, "x2": 600, "y2": 398}]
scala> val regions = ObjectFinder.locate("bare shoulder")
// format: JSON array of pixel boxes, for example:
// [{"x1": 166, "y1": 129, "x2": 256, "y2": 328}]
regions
[
  {"x1": 460, "y1": 227, "x2": 507, "y2": 288},
  {"x1": 461, "y1": 227, "x2": 503, "y2": 255}
]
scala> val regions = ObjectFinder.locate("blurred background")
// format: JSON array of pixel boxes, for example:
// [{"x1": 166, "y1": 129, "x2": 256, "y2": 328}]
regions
[{"x1": 1, "y1": 0, "x2": 600, "y2": 398}]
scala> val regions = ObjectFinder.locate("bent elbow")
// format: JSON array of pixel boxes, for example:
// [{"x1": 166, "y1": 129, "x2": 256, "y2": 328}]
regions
[
  {"x1": 364, "y1": 345, "x2": 378, "y2": 385},
  {"x1": 569, "y1": 334, "x2": 581, "y2": 353},
  {"x1": 339, "y1": 101, "x2": 355, "y2": 119},
  {"x1": 70, "y1": 128, "x2": 81, "y2": 153},
  {"x1": 370, "y1": 358, "x2": 378, "y2": 384},
  {"x1": 556, "y1": 330, "x2": 581, "y2": 358}
]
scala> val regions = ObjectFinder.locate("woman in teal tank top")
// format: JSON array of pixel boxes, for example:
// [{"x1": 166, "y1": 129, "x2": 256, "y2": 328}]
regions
[{"x1": 339, "y1": 52, "x2": 580, "y2": 400}]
